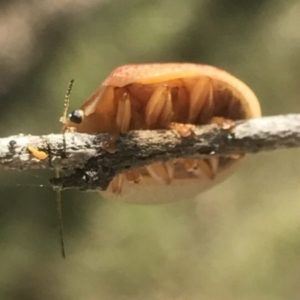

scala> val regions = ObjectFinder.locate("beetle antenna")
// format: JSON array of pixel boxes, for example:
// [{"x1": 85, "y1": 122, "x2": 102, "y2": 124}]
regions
[
  {"x1": 60, "y1": 79, "x2": 74, "y2": 125},
  {"x1": 52, "y1": 79, "x2": 75, "y2": 259},
  {"x1": 55, "y1": 168, "x2": 66, "y2": 259}
]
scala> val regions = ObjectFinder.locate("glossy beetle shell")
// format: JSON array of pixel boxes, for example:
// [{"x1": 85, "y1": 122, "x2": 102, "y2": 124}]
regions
[{"x1": 65, "y1": 63, "x2": 261, "y2": 204}]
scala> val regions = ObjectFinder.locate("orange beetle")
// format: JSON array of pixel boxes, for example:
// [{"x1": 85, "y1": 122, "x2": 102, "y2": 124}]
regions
[{"x1": 63, "y1": 63, "x2": 261, "y2": 204}]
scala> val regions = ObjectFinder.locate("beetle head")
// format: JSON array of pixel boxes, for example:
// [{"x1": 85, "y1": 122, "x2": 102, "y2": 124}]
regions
[{"x1": 68, "y1": 110, "x2": 84, "y2": 124}]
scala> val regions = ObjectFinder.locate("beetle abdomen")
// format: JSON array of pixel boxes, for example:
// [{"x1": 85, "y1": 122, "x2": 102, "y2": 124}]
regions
[{"x1": 65, "y1": 64, "x2": 261, "y2": 203}]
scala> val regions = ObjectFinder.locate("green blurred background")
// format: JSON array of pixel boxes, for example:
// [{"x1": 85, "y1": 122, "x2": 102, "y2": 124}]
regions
[{"x1": 0, "y1": 0, "x2": 300, "y2": 299}]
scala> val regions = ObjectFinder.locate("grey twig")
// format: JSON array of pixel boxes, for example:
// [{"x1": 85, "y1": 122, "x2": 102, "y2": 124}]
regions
[{"x1": 0, "y1": 114, "x2": 299, "y2": 191}]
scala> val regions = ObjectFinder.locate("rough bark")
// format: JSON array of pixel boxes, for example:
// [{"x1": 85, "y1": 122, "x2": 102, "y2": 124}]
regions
[{"x1": 0, "y1": 114, "x2": 299, "y2": 191}]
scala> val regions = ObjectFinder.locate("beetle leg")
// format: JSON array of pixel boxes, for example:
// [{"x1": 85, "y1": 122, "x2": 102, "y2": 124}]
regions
[
  {"x1": 110, "y1": 174, "x2": 125, "y2": 194},
  {"x1": 168, "y1": 122, "x2": 195, "y2": 137},
  {"x1": 208, "y1": 157, "x2": 219, "y2": 175},
  {"x1": 101, "y1": 135, "x2": 117, "y2": 154},
  {"x1": 198, "y1": 81, "x2": 215, "y2": 123},
  {"x1": 102, "y1": 91, "x2": 130, "y2": 156},
  {"x1": 192, "y1": 160, "x2": 215, "y2": 180},
  {"x1": 126, "y1": 169, "x2": 142, "y2": 184},
  {"x1": 188, "y1": 77, "x2": 212, "y2": 123},
  {"x1": 145, "y1": 85, "x2": 170, "y2": 127},
  {"x1": 138, "y1": 85, "x2": 174, "y2": 184},
  {"x1": 209, "y1": 116, "x2": 235, "y2": 130},
  {"x1": 146, "y1": 162, "x2": 174, "y2": 185},
  {"x1": 159, "y1": 89, "x2": 173, "y2": 126},
  {"x1": 164, "y1": 161, "x2": 175, "y2": 180},
  {"x1": 116, "y1": 92, "x2": 131, "y2": 132},
  {"x1": 183, "y1": 157, "x2": 217, "y2": 178},
  {"x1": 183, "y1": 159, "x2": 198, "y2": 172}
]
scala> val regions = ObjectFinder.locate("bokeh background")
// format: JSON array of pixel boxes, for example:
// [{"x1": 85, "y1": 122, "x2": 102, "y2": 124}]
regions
[{"x1": 0, "y1": 0, "x2": 300, "y2": 299}]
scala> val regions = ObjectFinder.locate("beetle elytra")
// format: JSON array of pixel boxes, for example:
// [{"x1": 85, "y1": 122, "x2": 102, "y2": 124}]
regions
[{"x1": 63, "y1": 63, "x2": 261, "y2": 204}]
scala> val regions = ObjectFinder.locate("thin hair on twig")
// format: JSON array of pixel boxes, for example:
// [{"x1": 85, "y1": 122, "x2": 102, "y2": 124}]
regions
[{"x1": 55, "y1": 79, "x2": 75, "y2": 258}]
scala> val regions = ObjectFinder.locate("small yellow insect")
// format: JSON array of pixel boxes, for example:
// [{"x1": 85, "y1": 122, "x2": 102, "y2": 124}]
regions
[
  {"x1": 27, "y1": 146, "x2": 48, "y2": 160},
  {"x1": 63, "y1": 63, "x2": 261, "y2": 204}
]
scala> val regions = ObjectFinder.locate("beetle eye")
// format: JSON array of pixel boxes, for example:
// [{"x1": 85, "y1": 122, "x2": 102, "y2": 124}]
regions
[{"x1": 68, "y1": 110, "x2": 84, "y2": 124}]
